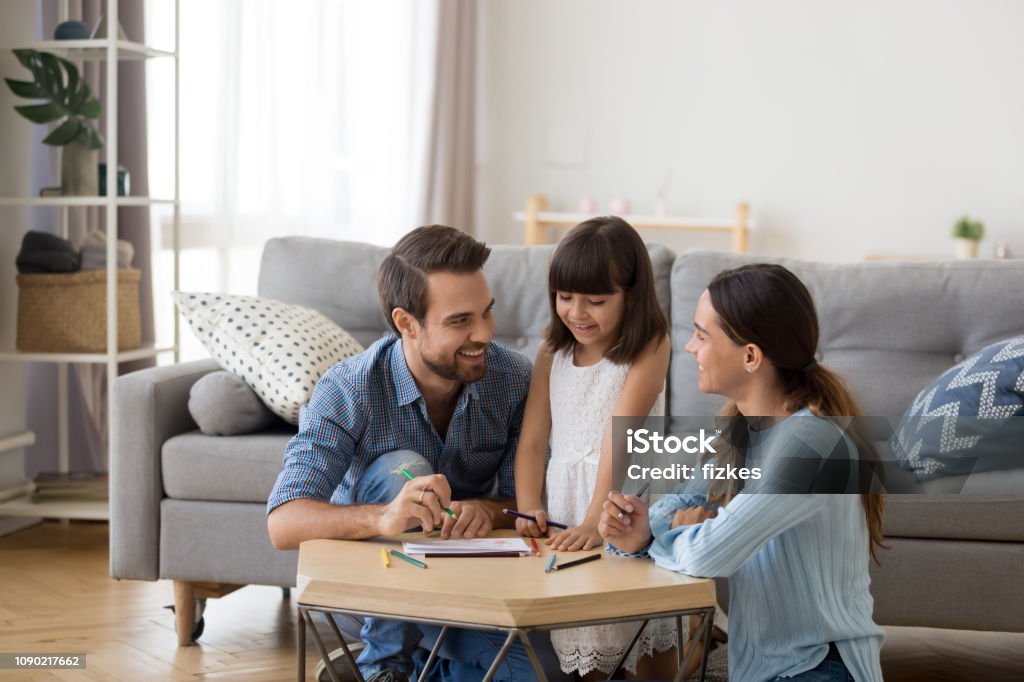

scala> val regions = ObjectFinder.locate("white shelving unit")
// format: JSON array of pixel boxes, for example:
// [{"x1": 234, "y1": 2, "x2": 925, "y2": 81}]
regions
[{"x1": 0, "y1": 0, "x2": 180, "y2": 522}]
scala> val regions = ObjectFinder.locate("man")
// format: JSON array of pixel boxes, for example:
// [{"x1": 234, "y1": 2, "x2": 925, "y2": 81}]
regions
[{"x1": 267, "y1": 225, "x2": 560, "y2": 682}]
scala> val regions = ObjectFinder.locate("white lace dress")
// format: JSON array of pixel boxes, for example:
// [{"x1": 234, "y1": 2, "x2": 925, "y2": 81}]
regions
[{"x1": 545, "y1": 349, "x2": 679, "y2": 676}]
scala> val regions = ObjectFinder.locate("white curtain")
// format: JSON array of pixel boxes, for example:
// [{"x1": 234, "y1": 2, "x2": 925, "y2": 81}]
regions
[{"x1": 147, "y1": 0, "x2": 477, "y2": 362}]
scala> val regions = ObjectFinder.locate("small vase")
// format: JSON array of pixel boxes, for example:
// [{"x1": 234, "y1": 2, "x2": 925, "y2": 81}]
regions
[
  {"x1": 60, "y1": 143, "x2": 98, "y2": 196},
  {"x1": 954, "y1": 238, "x2": 979, "y2": 259}
]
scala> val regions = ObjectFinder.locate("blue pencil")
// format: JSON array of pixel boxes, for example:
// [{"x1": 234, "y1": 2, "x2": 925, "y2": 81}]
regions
[{"x1": 544, "y1": 555, "x2": 557, "y2": 573}]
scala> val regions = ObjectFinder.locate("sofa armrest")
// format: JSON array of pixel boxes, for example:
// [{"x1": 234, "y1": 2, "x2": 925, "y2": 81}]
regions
[{"x1": 110, "y1": 359, "x2": 220, "y2": 581}]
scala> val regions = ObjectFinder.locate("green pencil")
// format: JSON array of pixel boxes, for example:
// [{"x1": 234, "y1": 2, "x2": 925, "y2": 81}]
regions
[
  {"x1": 401, "y1": 468, "x2": 457, "y2": 519},
  {"x1": 389, "y1": 549, "x2": 427, "y2": 569}
]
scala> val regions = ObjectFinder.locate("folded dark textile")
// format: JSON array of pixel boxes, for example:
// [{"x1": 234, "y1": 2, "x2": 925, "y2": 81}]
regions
[{"x1": 16, "y1": 231, "x2": 80, "y2": 274}]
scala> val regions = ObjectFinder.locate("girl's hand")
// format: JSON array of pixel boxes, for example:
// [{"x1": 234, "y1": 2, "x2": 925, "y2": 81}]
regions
[
  {"x1": 515, "y1": 508, "x2": 550, "y2": 538},
  {"x1": 599, "y1": 492, "x2": 652, "y2": 554},
  {"x1": 545, "y1": 523, "x2": 603, "y2": 551},
  {"x1": 670, "y1": 506, "x2": 717, "y2": 529}
]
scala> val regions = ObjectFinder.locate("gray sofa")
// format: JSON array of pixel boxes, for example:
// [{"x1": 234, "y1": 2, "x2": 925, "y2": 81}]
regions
[{"x1": 111, "y1": 236, "x2": 1024, "y2": 645}]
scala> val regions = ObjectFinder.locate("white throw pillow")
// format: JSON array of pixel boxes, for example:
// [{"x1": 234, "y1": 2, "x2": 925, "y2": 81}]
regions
[{"x1": 173, "y1": 291, "x2": 364, "y2": 424}]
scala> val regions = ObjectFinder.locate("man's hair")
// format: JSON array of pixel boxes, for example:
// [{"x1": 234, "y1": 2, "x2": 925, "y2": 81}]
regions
[{"x1": 377, "y1": 225, "x2": 491, "y2": 334}]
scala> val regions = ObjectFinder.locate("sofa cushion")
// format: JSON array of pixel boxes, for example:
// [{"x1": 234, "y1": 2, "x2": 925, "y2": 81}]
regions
[
  {"x1": 670, "y1": 252, "x2": 1024, "y2": 437},
  {"x1": 890, "y1": 336, "x2": 1024, "y2": 480},
  {"x1": 162, "y1": 431, "x2": 295, "y2": 503},
  {"x1": 173, "y1": 291, "x2": 364, "y2": 423},
  {"x1": 188, "y1": 370, "x2": 278, "y2": 436},
  {"x1": 884, "y1": 470, "x2": 1024, "y2": 542}
]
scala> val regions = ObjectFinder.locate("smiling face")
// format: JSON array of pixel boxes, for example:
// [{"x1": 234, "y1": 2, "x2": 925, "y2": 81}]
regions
[
  {"x1": 684, "y1": 290, "x2": 752, "y2": 397},
  {"x1": 410, "y1": 270, "x2": 496, "y2": 383},
  {"x1": 555, "y1": 288, "x2": 626, "y2": 358}
]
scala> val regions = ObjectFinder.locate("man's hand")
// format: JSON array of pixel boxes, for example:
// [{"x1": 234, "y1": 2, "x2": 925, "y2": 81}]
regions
[
  {"x1": 514, "y1": 507, "x2": 550, "y2": 538},
  {"x1": 599, "y1": 491, "x2": 652, "y2": 555},
  {"x1": 377, "y1": 474, "x2": 452, "y2": 536},
  {"x1": 670, "y1": 506, "x2": 717, "y2": 529},
  {"x1": 545, "y1": 523, "x2": 603, "y2": 551},
  {"x1": 440, "y1": 500, "x2": 495, "y2": 539}
]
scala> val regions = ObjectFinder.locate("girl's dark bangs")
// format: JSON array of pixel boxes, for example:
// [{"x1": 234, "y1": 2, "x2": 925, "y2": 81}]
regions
[{"x1": 548, "y1": 238, "x2": 618, "y2": 294}]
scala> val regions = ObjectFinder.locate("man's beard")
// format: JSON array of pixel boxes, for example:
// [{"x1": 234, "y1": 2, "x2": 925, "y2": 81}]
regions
[{"x1": 421, "y1": 346, "x2": 488, "y2": 383}]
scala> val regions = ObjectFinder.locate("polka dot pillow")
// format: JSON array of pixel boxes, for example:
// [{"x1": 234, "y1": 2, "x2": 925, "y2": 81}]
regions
[{"x1": 173, "y1": 292, "x2": 364, "y2": 424}]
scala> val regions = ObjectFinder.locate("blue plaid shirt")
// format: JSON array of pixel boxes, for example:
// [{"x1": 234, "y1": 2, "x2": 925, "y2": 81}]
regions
[{"x1": 267, "y1": 334, "x2": 531, "y2": 513}]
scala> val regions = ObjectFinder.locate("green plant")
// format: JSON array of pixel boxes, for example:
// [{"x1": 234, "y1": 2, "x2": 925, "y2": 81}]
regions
[
  {"x1": 951, "y1": 215, "x2": 985, "y2": 241},
  {"x1": 4, "y1": 49, "x2": 103, "y2": 149}
]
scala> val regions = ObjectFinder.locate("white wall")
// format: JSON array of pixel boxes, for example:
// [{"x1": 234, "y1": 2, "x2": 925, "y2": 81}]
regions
[{"x1": 475, "y1": 0, "x2": 1024, "y2": 260}]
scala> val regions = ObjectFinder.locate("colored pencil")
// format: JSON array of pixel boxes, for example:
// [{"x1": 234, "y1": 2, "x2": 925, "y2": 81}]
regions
[
  {"x1": 502, "y1": 508, "x2": 569, "y2": 530},
  {"x1": 544, "y1": 555, "x2": 557, "y2": 573},
  {"x1": 552, "y1": 553, "x2": 601, "y2": 571},
  {"x1": 389, "y1": 549, "x2": 428, "y2": 569},
  {"x1": 529, "y1": 538, "x2": 541, "y2": 557},
  {"x1": 381, "y1": 547, "x2": 390, "y2": 567},
  {"x1": 401, "y1": 468, "x2": 457, "y2": 519},
  {"x1": 423, "y1": 552, "x2": 526, "y2": 558},
  {"x1": 636, "y1": 481, "x2": 651, "y2": 498}
]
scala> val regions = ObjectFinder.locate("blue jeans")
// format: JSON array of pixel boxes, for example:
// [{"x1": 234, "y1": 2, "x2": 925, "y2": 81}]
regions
[
  {"x1": 776, "y1": 658, "x2": 854, "y2": 681},
  {"x1": 335, "y1": 450, "x2": 567, "y2": 681}
]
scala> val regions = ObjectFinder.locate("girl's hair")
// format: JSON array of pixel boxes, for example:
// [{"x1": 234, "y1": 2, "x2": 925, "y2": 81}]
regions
[
  {"x1": 545, "y1": 216, "x2": 668, "y2": 363},
  {"x1": 703, "y1": 263, "x2": 886, "y2": 563}
]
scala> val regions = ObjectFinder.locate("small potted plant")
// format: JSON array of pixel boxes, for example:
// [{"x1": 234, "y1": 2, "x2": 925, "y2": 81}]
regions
[
  {"x1": 952, "y1": 215, "x2": 985, "y2": 259},
  {"x1": 5, "y1": 49, "x2": 104, "y2": 195}
]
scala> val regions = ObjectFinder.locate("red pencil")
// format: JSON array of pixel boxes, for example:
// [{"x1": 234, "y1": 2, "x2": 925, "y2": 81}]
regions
[{"x1": 529, "y1": 538, "x2": 541, "y2": 556}]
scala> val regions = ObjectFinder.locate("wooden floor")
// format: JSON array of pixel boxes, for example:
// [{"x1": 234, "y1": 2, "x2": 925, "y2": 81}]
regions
[
  {"x1": 1, "y1": 521, "x2": 1023, "y2": 681},
  {"x1": 0, "y1": 521, "x2": 333, "y2": 681}
]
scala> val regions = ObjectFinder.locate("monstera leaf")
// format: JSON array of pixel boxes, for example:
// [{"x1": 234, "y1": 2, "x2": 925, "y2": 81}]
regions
[{"x1": 5, "y1": 49, "x2": 104, "y2": 149}]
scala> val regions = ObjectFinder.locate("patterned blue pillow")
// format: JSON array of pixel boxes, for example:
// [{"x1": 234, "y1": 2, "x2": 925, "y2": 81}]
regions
[{"x1": 891, "y1": 336, "x2": 1024, "y2": 480}]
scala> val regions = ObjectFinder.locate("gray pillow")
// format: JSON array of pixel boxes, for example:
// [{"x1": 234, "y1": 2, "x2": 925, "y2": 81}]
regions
[{"x1": 189, "y1": 371, "x2": 278, "y2": 436}]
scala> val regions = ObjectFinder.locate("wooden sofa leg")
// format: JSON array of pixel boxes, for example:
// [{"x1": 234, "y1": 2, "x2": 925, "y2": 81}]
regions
[{"x1": 173, "y1": 580, "x2": 196, "y2": 646}]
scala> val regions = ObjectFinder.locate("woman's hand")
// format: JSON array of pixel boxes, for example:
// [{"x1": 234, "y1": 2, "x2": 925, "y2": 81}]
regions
[
  {"x1": 545, "y1": 523, "x2": 603, "y2": 551},
  {"x1": 514, "y1": 508, "x2": 550, "y2": 538},
  {"x1": 670, "y1": 506, "x2": 718, "y2": 529},
  {"x1": 599, "y1": 492, "x2": 652, "y2": 554}
]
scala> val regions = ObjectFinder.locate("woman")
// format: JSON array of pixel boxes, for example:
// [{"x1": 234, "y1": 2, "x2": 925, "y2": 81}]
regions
[{"x1": 600, "y1": 263, "x2": 885, "y2": 682}]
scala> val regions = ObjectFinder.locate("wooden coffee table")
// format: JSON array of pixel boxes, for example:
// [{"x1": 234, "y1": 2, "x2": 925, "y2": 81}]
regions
[{"x1": 296, "y1": 531, "x2": 717, "y2": 682}]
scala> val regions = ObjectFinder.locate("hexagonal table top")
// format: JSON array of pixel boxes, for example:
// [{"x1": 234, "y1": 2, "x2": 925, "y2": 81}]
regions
[{"x1": 297, "y1": 531, "x2": 715, "y2": 628}]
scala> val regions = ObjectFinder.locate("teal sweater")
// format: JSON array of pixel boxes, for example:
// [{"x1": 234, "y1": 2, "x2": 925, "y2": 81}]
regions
[{"x1": 646, "y1": 410, "x2": 884, "y2": 681}]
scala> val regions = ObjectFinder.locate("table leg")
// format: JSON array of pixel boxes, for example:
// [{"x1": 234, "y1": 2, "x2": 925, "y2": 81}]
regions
[
  {"x1": 481, "y1": 630, "x2": 518, "y2": 682},
  {"x1": 297, "y1": 607, "x2": 306, "y2": 682},
  {"x1": 696, "y1": 608, "x2": 715, "y2": 682},
  {"x1": 673, "y1": 609, "x2": 715, "y2": 682},
  {"x1": 605, "y1": 619, "x2": 650, "y2": 679},
  {"x1": 322, "y1": 612, "x2": 365, "y2": 680},
  {"x1": 417, "y1": 625, "x2": 449, "y2": 682},
  {"x1": 516, "y1": 630, "x2": 549, "y2": 682},
  {"x1": 305, "y1": 611, "x2": 365, "y2": 682}
]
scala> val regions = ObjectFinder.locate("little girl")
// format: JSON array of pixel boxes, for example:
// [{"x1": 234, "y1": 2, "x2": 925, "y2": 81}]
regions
[{"x1": 514, "y1": 216, "x2": 677, "y2": 679}]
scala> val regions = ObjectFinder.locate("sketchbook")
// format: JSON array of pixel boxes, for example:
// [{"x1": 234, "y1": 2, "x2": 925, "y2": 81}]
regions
[{"x1": 402, "y1": 537, "x2": 532, "y2": 556}]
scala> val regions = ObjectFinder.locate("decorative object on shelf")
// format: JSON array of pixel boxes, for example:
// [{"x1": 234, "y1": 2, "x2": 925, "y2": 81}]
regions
[
  {"x1": 79, "y1": 229, "x2": 135, "y2": 271},
  {"x1": 32, "y1": 471, "x2": 108, "y2": 502},
  {"x1": 994, "y1": 241, "x2": 1013, "y2": 259},
  {"x1": 90, "y1": 13, "x2": 128, "y2": 40},
  {"x1": 952, "y1": 215, "x2": 985, "y2": 259},
  {"x1": 608, "y1": 197, "x2": 631, "y2": 215},
  {"x1": 15, "y1": 230, "x2": 80, "y2": 274},
  {"x1": 4, "y1": 49, "x2": 104, "y2": 196},
  {"x1": 578, "y1": 195, "x2": 597, "y2": 213},
  {"x1": 98, "y1": 162, "x2": 130, "y2": 196},
  {"x1": 16, "y1": 269, "x2": 141, "y2": 352},
  {"x1": 53, "y1": 21, "x2": 90, "y2": 40}
]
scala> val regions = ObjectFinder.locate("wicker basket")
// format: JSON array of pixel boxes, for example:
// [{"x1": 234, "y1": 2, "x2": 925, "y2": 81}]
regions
[{"x1": 16, "y1": 269, "x2": 141, "y2": 353}]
